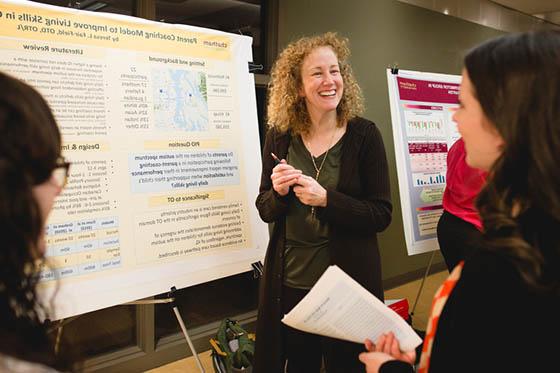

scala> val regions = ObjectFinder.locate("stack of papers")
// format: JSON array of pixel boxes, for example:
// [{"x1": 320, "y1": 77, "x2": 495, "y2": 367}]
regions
[{"x1": 282, "y1": 265, "x2": 422, "y2": 351}]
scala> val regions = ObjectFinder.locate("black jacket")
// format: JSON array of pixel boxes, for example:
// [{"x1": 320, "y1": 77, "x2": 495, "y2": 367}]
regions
[
  {"x1": 381, "y1": 248, "x2": 560, "y2": 373},
  {"x1": 253, "y1": 117, "x2": 392, "y2": 372}
]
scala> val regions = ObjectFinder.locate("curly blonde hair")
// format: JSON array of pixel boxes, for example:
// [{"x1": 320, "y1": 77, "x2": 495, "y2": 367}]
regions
[{"x1": 266, "y1": 32, "x2": 364, "y2": 135}]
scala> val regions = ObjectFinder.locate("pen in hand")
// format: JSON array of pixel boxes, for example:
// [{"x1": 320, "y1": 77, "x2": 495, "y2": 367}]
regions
[
  {"x1": 271, "y1": 152, "x2": 302, "y2": 195},
  {"x1": 271, "y1": 152, "x2": 283, "y2": 165}
]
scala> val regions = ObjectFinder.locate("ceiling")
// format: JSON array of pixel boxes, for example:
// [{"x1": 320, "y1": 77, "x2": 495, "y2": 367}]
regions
[
  {"x1": 33, "y1": 0, "x2": 560, "y2": 30},
  {"x1": 36, "y1": 0, "x2": 261, "y2": 32},
  {"x1": 491, "y1": 0, "x2": 560, "y2": 23}
]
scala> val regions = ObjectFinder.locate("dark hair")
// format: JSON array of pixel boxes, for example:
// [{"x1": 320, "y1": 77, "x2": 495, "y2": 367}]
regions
[
  {"x1": 465, "y1": 30, "x2": 560, "y2": 291},
  {"x1": 0, "y1": 72, "x2": 64, "y2": 367}
]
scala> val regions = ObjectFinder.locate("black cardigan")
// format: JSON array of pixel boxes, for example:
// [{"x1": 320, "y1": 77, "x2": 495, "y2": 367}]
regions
[{"x1": 253, "y1": 117, "x2": 392, "y2": 373}]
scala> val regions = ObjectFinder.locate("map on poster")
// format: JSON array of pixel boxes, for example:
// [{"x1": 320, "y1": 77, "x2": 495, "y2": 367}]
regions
[
  {"x1": 0, "y1": 0, "x2": 267, "y2": 319},
  {"x1": 152, "y1": 68, "x2": 209, "y2": 131},
  {"x1": 387, "y1": 69, "x2": 461, "y2": 255}
]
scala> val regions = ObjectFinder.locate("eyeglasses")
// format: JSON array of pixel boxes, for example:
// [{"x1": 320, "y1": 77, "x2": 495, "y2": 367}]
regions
[{"x1": 52, "y1": 157, "x2": 71, "y2": 188}]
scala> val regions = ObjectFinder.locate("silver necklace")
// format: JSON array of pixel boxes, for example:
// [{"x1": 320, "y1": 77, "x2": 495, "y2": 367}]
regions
[{"x1": 306, "y1": 126, "x2": 337, "y2": 219}]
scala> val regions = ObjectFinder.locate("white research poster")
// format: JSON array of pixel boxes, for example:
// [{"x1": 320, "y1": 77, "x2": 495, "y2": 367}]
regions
[
  {"x1": 0, "y1": 0, "x2": 268, "y2": 319},
  {"x1": 387, "y1": 69, "x2": 461, "y2": 255}
]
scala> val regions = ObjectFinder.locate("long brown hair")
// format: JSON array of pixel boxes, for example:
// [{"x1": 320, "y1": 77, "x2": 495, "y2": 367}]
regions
[
  {"x1": 465, "y1": 30, "x2": 560, "y2": 291},
  {"x1": 0, "y1": 72, "x2": 67, "y2": 368}
]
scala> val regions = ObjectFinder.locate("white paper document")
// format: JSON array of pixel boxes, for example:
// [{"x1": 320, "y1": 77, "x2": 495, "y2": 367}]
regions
[{"x1": 281, "y1": 265, "x2": 423, "y2": 351}]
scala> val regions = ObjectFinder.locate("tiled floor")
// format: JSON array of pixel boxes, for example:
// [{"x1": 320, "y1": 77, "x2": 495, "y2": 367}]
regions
[{"x1": 146, "y1": 269, "x2": 449, "y2": 373}]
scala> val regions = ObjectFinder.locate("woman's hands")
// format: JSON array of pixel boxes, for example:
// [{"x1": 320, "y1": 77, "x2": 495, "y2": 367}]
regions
[
  {"x1": 293, "y1": 175, "x2": 327, "y2": 207},
  {"x1": 359, "y1": 332, "x2": 416, "y2": 373},
  {"x1": 270, "y1": 161, "x2": 327, "y2": 207},
  {"x1": 270, "y1": 160, "x2": 302, "y2": 196}
]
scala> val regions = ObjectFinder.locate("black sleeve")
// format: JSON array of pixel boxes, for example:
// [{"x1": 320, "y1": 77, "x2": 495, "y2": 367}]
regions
[
  {"x1": 428, "y1": 250, "x2": 556, "y2": 373},
  {"x1": 379, "y1": 360, "x2": 414, "y2": 373},
  {"x1": 255, "y1": 128, "x2": 290, "y2": 223}
]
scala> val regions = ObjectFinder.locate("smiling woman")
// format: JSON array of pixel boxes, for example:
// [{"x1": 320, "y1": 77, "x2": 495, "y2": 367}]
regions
[
  {"x1": 298, "y1": 46, "x2": 344, "y2": 121},
  {"x1": 254, "y1": 32, "x2": 392, "y2": 373}
]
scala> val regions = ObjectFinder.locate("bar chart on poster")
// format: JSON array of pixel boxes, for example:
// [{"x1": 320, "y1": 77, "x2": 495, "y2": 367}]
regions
[{"x1": 0, "y1": 0, "x2": 267, "y2": 319}]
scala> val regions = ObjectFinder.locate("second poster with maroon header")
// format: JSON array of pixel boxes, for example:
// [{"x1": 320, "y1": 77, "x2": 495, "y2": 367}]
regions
[{"x1": 387, "y1": 69, "x2": 461, "y2": 255}]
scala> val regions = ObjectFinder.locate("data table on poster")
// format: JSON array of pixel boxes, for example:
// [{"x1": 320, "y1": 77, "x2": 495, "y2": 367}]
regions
[{"x1": 40, "y1": 217, "x2": 121, "y2": 281}]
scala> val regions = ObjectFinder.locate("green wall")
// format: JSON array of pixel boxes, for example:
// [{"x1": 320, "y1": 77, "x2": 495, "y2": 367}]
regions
[{"x1": 277, "y1": 0, "x2": 504, "y2": 282}]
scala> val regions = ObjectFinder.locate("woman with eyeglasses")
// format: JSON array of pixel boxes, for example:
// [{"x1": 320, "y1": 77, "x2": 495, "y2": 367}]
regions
[{"x1": 0, "y1": 71, "x2": 72, "y2": 372}]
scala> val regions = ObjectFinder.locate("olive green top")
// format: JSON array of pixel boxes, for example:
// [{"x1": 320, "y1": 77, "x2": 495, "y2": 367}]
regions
[{"x1": 284, "y1": 135, "x2": 342, "y2": 289}]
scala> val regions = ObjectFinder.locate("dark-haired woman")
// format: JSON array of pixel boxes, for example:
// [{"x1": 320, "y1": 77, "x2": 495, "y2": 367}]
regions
[
  {"x1": 0, "y1": 71, "x2": 72, "y2": 372},
  {"x1": 360, "y1": 30, "x2": 560, "y2": 373}
]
